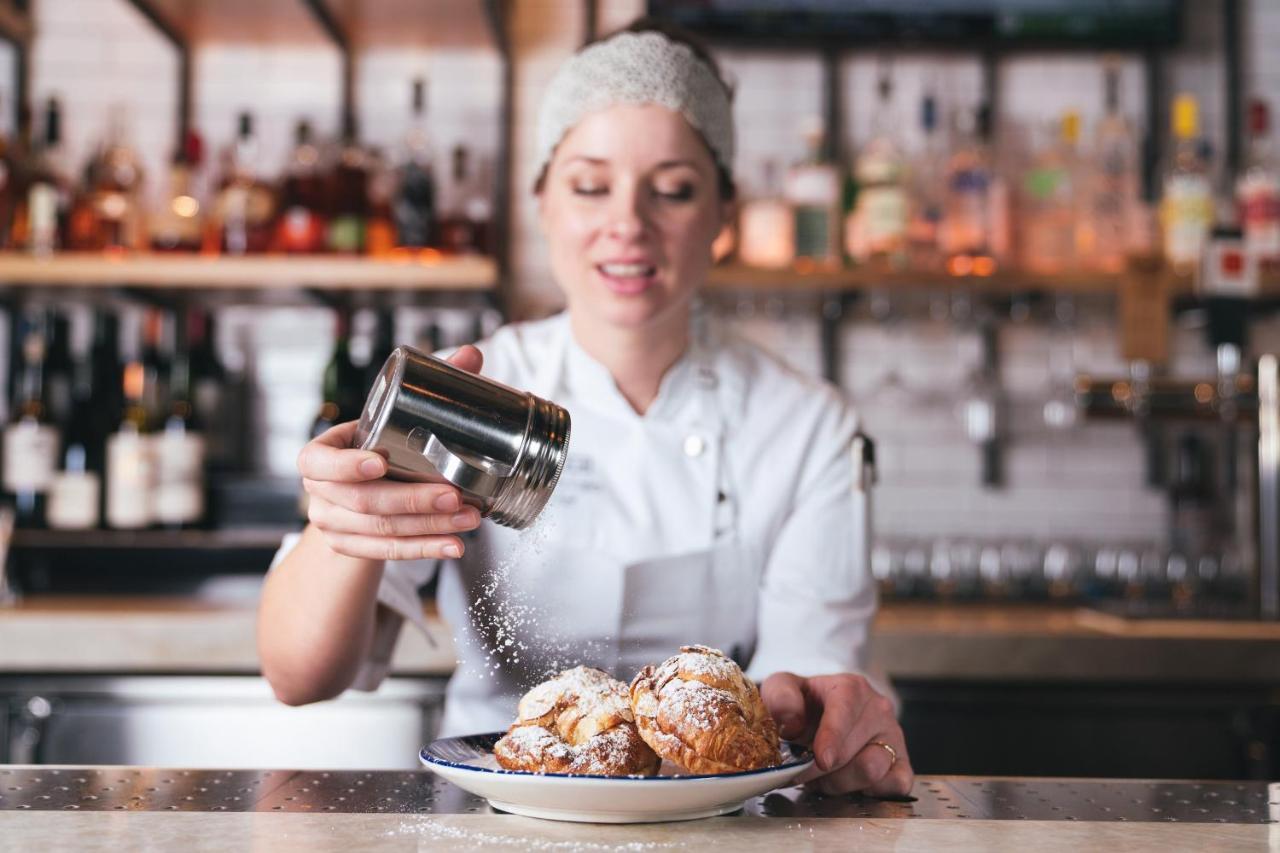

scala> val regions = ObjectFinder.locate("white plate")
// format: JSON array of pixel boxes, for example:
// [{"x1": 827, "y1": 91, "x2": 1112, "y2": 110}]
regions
[{"x1": 420, "y1": 732, "x2": 814, "y2": 824}]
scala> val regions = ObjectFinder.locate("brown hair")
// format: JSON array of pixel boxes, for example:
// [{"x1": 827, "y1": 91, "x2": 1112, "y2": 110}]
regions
[{"x1": 533, "y1": 16, "x2": 737, "y2": 201}]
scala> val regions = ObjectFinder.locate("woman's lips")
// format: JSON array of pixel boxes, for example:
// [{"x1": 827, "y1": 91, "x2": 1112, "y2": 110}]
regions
[{"x1": 596, "y1": 262, "x2": 657, "y2": 295}]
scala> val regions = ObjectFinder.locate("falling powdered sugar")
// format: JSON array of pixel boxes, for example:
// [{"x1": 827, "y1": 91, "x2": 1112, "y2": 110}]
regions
[{"x1": 462, "y1": 511, "x2": 614, "y2": 688}]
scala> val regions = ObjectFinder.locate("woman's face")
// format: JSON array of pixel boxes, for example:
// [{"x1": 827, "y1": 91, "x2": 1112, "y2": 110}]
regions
[{"x1": 538, "y1": 103, "x2": 730, "y2": 334}]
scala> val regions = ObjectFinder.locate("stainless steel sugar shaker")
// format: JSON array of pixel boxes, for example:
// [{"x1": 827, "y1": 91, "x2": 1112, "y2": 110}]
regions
[{"x1": 354, "y1": 345, "x2": 571, "y2": 529}]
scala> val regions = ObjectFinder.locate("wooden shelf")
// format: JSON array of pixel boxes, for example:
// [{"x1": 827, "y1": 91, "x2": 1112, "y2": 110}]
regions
[
  {"x1": 130, "y1": 0, "x2": 495, "y2": 49},
  {"x1": 709, "y1": 264, "x2": 1280, "y2": 298},
  {"x1": 11, "y1": 527, "x2": 293, "y2": 551},
  {"x1": 707, "y1": 263, "x2": 1128, "y2": 295},
  {"x1": 323, "y1": 0, "x2": 495, "y2": 49},
  {"x1": 0, "y1": 252, "x2": 498, "y2": 292},
  {"x1": 132, "y1": 0, "x2": 333, "y2": 46}
]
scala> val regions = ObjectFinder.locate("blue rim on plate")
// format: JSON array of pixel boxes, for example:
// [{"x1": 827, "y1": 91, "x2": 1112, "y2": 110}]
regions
[{"x1": 421, "y1": 732, "x2": 814, "y2": 781}]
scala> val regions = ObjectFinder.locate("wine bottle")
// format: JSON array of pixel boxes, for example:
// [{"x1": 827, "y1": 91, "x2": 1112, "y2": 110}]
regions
[
  {"x1": 3, "y1": 316, "x2": 60, "y2": 528},
  {"x1": 105, "y1": 352, "x2": 154, "y2": 530},
  {"x1": 47, "y1": 352, "x2": 104, "y2": 530},
  {"x1": 153, "y1": 319, "x2": 206, "y2": 530}
]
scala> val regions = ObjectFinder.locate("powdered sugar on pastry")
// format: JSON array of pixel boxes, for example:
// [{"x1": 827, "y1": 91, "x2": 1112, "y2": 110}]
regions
[
  {"x1": 495, "y1": 666, "x2": 661, "y2": 777},
  {"x1": 630, "y1": 646, "x2": 781, "y2": 775}
]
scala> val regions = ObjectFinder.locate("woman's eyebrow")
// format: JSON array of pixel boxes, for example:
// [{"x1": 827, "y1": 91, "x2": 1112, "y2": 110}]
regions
[
  {"x1": 653, "y1": 160, "x2": 700, "y2": 171},
  {"x1": 564, "y1": 155, "x2": 608, "y2": 166}
]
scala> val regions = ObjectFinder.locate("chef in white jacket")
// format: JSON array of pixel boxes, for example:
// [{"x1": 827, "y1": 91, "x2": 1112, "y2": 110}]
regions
[{"x1": 260, "y1": 18, "x2": 913, "y2": 798}]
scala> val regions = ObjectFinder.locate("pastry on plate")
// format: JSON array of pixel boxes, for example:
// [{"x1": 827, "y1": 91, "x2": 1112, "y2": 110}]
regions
[
  {"x1": 630, "y1": 645, "x2": 781, "y2": 774},
  {"x1": 494, "y1": 666, "x2": 661, "y2": 777}
]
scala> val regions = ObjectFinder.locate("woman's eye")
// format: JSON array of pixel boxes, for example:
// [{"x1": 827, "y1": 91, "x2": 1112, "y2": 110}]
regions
[
  {"x1": 572, "y1": 184, "x2": 607, "y2": 197},
  {"x1": 656, "y1": 184, "x2": 695, "y2": 202}
]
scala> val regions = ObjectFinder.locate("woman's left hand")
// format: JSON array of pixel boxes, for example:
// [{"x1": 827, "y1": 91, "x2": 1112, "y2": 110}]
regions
[{"x1": 761, "y1": 672, "x2": 914, "y2": 797}]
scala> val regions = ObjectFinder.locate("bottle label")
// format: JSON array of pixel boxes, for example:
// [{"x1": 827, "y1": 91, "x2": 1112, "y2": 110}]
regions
[
  {"x1": 106, "y1": 430, "x2": 154, "y2": 528},
  {"x1": 1240, "y1": 180, "x2": 1280, "y2": 258},
  {"x1": 793, "y1": 206, "x2": 835, "y2": 262},
  {"x1": 29, "y1": 182, "x2": 60, "y2": 249},
  {"x1": 154, "y1": 430, "x2": 206, "y2": 525},
  {"x1": 328, "y1": 216, "x2": 365, "y2": 253},
  {"x1": 48, "y1": 471, "x2": 101, "y2": 530},
  {"x1": 1162, "y1": 174, "x2": 1213, "y2": 265},
  {"x1": 3, "y1": 422, "x2": 58, "y2": 491},
  {"x1": 857, "y1": 186, "x2": 908, "y2": 247},
  {"x1": 785, "y1": 166, "x2": 839, "y2": 207}
]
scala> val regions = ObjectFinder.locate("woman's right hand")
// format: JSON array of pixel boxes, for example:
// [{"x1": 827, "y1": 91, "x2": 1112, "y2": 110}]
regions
[{"x1": 297, "y1": 345, "x2": 485, "y2": 562}]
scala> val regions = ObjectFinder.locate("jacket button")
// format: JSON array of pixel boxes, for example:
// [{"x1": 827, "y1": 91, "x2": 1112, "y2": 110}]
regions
[{"x1": 683, "y1": 435, "x2": 706, "y2": 458}]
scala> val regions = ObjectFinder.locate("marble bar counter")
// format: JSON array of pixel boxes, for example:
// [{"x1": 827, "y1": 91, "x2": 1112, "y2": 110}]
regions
[
  {"x1": 3, "y1": 597, "x2": 1280, "y2": 684},
  {"x1": 0, "y1": 767, "x2": 1273, "y2": 852}
]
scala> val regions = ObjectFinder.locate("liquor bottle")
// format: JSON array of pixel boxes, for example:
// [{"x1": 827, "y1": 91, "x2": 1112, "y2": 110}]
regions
[
  {"x1": 438, "y1": 145, "x2": 481, "y2": 255},
  {"x1": 25, "y1": 96, "x2": 69, "y2": 255},
  {"x1": 1018, "y1": 111, "x2": 1081, "y2": 275},
  {"x1": 847, "y1": 74, "x2": 908, "y2": 268},
  {"x1": 0, "y1": 96, "x2": 18, "y2": 247},
  {"x1": 215, "y1": 112, "x2": 275, "y2": 255},
  {"x1": 365, "y1": 146, "x2": 397, "y2": 257},
  {"x1": 275, "y1": 119, "x2": 328, "y2": 253},
  {"x1": 43, "y1": 308, "x2": 74, "y2": 428},
  {"x1": 311, "y1": 306, "x2": 364, "y2": 437},
  {"x1": 93, "y1": 107, "x2": 146, "y2": 250},
  {"x1": 90, "y1": 308, "x2": 124, "y2": 432},
  {"x1": 327, "y1": 112, "x2": 369, "y2": 254},
  {"x1": 941, "y1": 104, "x2": 998, "y2": 272},
  {"x1": 785, "y1": 117, "x2": 842, "y2": 269},
  {"x1": 47, "y1": 350, "x2": 105, "y2": 530},
  {"x1": 4, "y1": 105, "x2": 35, "y2": 250},
  {"x1": 1161, "y1": 94, "x2": 1213, "y2": 274},
  {"x1": 140, "y1": 308, "x2": 171, "y2": 427},
  {"x1": 105, "y1": 357, "x2": 154, "y2": 530},
  {"x1": 393, "y1": 78, "x2": 437, "y2": 249},
  {"x1": 1082, "y1": 65, "x2": 1141, "y2": 273},
  {"x1": 153, "y1": 319, "x2": 206, "y2": 529},
  {"x1": 365, "y1": 308, "x2": 396, "y2": 392},
  {"x1": 150, "y1": 132, "x2": 205, "y2": 253},
  {"x1": 3, "y1": 316, "x2": 60, "y2": 528},
  {"x1": 187, "y1": 307, "x2": 229, "y2": 471},
  {"x1": 738, "y1": 160, "x2": 795, "y2": 269},
  {"x1": 907, "y1": 93, "x2": 945, "y2": 271},
  {"x1": 1238, "y1": 99, "x2": 1280, "y2": 265}
]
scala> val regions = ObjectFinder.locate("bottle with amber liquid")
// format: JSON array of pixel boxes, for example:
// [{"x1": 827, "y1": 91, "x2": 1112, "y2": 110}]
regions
[
  {"x1": 275, "y1": 119, "x2": 327, "y2": 253},
  {"x1": 93, "y1": 108, "x2": 147, "y2": 251},
  {"x1": 326, "y1": 113, "x2": 369, "y2": 255},
  {"x1": 151, "y1": 131, "x2": 205, "y2": 253},
  {"x1": 214, "y1": 112, "x2": 275, "y2": 255},
  {"x1": 24, "y1": 97, "x2": 70, "y2": 255}
]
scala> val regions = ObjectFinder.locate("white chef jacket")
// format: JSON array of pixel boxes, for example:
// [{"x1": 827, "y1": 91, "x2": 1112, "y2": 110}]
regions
[{"x1": 272, "y1": 311, "x2": 880, "y2": 737}]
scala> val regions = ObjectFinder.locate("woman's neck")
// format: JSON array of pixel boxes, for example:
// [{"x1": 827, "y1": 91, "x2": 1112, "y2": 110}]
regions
[{"x1": 569, "y1": 309, "x2": 691, "y2": 415}]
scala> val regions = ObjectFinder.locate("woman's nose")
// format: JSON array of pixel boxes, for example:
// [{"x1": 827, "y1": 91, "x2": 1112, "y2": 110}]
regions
[{"x1": 606, "y1": 187, "x2": 647, "y2": 241}]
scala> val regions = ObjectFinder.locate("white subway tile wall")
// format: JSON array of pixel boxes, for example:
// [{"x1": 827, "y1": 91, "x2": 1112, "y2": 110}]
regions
[{"x1": 6, "y1": 0, "x2": 1279, "y2": 545}]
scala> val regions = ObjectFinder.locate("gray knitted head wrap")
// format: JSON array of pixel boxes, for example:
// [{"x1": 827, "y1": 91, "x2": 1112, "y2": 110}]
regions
[{"x1": 535, "y1": 30, "x2": 735, "y2": 178}]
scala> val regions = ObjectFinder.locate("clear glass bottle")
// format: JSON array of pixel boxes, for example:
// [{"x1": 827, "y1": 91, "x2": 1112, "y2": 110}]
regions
[
  {"x1": 150, "y1": 134, "x2": 205, "y2": 253},
  {"x1": 942, "y1": 104, "x2": 1005, "y2": 273},
  {"x1": 784, "y1": 117, "x2": 842, "y2": 269},
  {"x1": 847, "y1": 74, "x2": 908, "y2": 268},
  {"x1": 738, "y1": 159, "x2": 795, "y2": 269},
  {"x1": 1160, "y1": 94, "x2": 1213, "y2": 274},
  {"x1": 393, "y1": 77, "x2": 437, "y2": 249},
  {"x1": 1237, "y1": 99, "x2": 1280, "y2": 265},
  {"x1": 1082, "y1": 64, "x2": 1140, "y2": 272},
  {"x1": 1018, "y1": 111, "x2": 1081, "y2": 275},
  {"x1": 214, "y1": 112, "x2": 275, "y2": 255},
  {"x1": 26, "y1": 96, "x2": 69, "y2": 256},
  {"x1": 907, "y1": 93, "x2": 945, "y2": 271}
]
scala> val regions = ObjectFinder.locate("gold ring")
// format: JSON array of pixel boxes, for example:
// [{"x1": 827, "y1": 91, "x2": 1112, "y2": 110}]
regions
[{"x1": 869, "y1": 740, "x2": 897, "y2": 768}]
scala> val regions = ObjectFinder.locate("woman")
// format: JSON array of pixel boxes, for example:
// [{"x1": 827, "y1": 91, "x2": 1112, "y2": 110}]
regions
[{"x1": 260, "y1": 19, "x2": 913, "y2": 798}]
